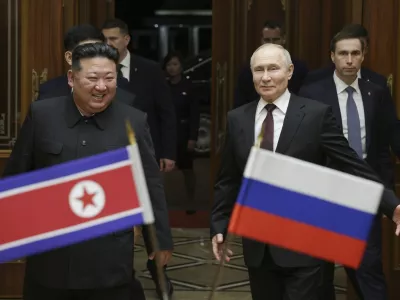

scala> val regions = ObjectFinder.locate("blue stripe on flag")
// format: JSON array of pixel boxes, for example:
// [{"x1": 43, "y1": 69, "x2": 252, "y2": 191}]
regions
[
  {"x1": 0, "y1": 147, "x2": 129, "y2": 193},
  {"x1": 0, "y1": 213, "x2": 143, "y2": 263},
  {"x1": 238, "y1": 178, "x2": 374, "y2": 241}
]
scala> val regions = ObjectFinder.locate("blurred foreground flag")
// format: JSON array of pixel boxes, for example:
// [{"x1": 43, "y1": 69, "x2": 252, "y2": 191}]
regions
[
  {"x1": 228, "y1": 147, "x2": 383, "y2": 268},
  {"x1": 0, "y1": 144, "x2": 153, "y2": 263}
]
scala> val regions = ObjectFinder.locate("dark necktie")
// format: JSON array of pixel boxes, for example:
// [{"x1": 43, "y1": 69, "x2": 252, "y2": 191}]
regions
[
  {"x1": 345, "y1": 86, "x2": 363, "y2": 158},
  {"x1": 260, "y1": 104, "x2": 277, "y2": 151},
  {"x1": 117, "y1": 64, "x2": 124, "y2": 79}
]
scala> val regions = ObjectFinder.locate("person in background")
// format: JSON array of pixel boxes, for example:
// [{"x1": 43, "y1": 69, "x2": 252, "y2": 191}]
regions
[
  {"x1": 233, "y1": 20, "x2": 308, "y2": 109},
  {"x1": 163, "y1": 52, "x2": 200, "y2": 215},
  {"x1": 38, "y1": 24, "x2": 132, "y2": 104}
]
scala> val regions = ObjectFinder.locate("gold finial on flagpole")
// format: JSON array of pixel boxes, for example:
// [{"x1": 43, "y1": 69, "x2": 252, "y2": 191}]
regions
[
  {"x1": 125, "y1": 119, "x2": 137, "y2": 145},
  {"x1": 256, "y1": 123, "x2": 265, "y2": 148}
]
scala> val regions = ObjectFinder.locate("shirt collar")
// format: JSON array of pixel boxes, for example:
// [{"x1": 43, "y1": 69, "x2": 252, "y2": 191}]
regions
[
  {"x1": 357, "y1": 69, "x2": 361, "y2": 79},
  {"x1": 119, "y1": 50, "x2": 130, "y2": 68},
  {"x1": 65, "y1": 94, "x2": 113, "y2": 130},
  {"x1": 256, "y1": 89, "x2": 291, "y2": 116},
  {"x1": 333, "y1": 71, "x2": 360, "y2": 95}
]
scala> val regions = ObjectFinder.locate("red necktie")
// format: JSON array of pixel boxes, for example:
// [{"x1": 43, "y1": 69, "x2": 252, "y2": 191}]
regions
[{"x1": 260, "y1": 104, "x2": 277, "y2": 151}]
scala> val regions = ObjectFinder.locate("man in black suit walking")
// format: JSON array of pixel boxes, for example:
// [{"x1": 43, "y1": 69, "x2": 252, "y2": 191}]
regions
[
  {"x1": 299, "y1": 31, "x2": 398, "y2": 300},
  {"x1": 211, "y1": 43, "x2": 400, "y2": 300},
  {"x1": 102, "y1": 19, "x2": 176, "y2": 298},
  {"x1": 4, "y1": 43, "x2": 173, "y2": 300},
  {"x1": 38, "y1": 24, "x2": 134, "y2": 106},
  {"x1": 35, "y1": 24, "x2": 147, "y2": 300}
]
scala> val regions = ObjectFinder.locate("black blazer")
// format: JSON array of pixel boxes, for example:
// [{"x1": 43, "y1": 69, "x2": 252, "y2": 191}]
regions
[
  {"x1": 37, "y1": 75, "x2": 135, "y2": 106},
  {"x1": 3, "y1": 96, "x2": 173, "y2": 289},
  {"x1": 298, "y1": 77, "x2": 396, "y2": 188},
  {"x1": 211, "y1": 94, "x2": 399, "y2": 269},
  {"x1": 125, "y1": 54, "x2": 177, "y2": 161},
  {"x1": 233, "y1": 58, "x2": 309, "y2": 109}
]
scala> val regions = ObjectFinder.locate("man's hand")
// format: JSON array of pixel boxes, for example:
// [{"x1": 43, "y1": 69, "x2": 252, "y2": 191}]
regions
[
  {"x1": 149, "y1": 250, "x2": 172, "y2": 266},
  {"x1": 212, "y1": 233, "x2": 233, "y2": 262},
  {"x1": 187, "y1": 140, "x2": 196, "y2": 151},
  {"x1": 160, "y1": 158, "x2": 175, "y2": 172},
  {"x1": 392, "y1": 205, "x2": 400, "y2": 236}
]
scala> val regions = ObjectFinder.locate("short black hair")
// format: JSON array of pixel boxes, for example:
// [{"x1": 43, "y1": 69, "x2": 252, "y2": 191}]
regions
[
  {"x1": 262, "y1": 20, "x2": 285, "y2": 34},
  {"x1": 101, "y1": 18, "x2": 129, "y2": 35},
  {"x1": 63, "y1": 24, "x2": 105, "y2": 51},
  {"x1": 162, "y1": 51, "x2": 184, "y2": 70},
  {"x1": 340, "y1": 23, "x2": 369, "y2": 46},
  {"x1": 330, "y1": 30, "x2": 365, "y2": 53},
  {"x1": 71, "y1": 43, "x2": 119, "y2": 71}
]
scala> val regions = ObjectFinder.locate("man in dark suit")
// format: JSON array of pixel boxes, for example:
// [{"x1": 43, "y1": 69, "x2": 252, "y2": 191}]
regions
[
  {"x1": 3, "y1": 43, "x2": 173, "y2": 300},
  {"x1": 298, "y1": 31, "x2": 398, "y2": 300},
  {"x1": 35, "y1": 24, "x2": 147, "y2": 300},
  {"x1": 211, "y1": 43, "x2": 400, "y2": 300},
  {"x1": 102, "y1": 18, "x2": 176, "y2": 298},
  {"x1": 233, "y1": 20, "x2": 308, "y2": 109},
  {"x1": 302, "y1": 24, "x2": 387, "y2": 88},
  {"x1": 38, "y1": 24, "x2": 134, "y2": 107}
]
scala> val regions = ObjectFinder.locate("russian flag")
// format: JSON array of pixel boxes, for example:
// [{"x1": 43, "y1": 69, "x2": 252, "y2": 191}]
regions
[
  {"x1": 228, "y1": 147, "x2": 384, "y2": 268},
  {"x1": 0, "y1": 144, "x2": 154, "y2": 263}
]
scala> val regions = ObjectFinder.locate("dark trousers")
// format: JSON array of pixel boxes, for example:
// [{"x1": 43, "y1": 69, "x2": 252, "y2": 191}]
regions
[
  {"x1": 248, "y1": 250, "x2": 321, "y2": 300},
  {"x1": 319, "y1": 216, "x2": 387, "y2": 300},
  {"x1": 24, "y1": 278, "x2": 130, "y2": 300},
  {"x1": 131, "y1": 270, "x2": 146, "y2": 300}
]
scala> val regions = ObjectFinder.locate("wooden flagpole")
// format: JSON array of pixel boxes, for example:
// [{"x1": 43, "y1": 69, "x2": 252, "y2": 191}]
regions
[{"x1": 125, "y1": 120, "x2": 170, "y2": 300}]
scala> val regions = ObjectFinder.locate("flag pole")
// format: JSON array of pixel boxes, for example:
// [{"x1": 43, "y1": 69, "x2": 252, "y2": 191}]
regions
[
  {"x1": 125, "y1": 120, "x2": 170, "y2": 300},
  {"x1": 208, "y1": 126, "x2": 265, "y2": 300}
]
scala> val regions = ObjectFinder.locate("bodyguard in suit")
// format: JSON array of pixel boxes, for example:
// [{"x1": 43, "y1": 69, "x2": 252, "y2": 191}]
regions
[
  {"x1": 302, "y1": 24, "x2": 388, "y2": 89},
  {"x1": 211, "y1": 43, "x2": 400, "y2": 300},
  {"x1": 38, "y1": 24, "x2": 134, "y2": 107},
  {"x1": 3, "y1": 43, "x2": 173, "y2": 300},
  {"x1": 101, "y1": 18, "x2": 176, "y2": 298},
  {"x1": 233, "y1": 20, "x2": 308, "y2": 109},
  {"x1": 299, "y1": 31, "x2": 398, "y2": 300},
  {"x1": 101, "y1": 18, "x2": 176, "y2": 171}
]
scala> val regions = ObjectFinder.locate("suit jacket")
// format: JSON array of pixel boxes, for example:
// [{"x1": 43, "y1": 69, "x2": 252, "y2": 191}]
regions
[
  {"x1": 125, "y1": 54, "x2": 176, "y2": 161},
  {"x1": 298, "y1": 77, "x2": 396, "y2": 188},
  {"x1": 37, "y1": 75, "x2": 135, "y2": 106},
  {"x1": 2, "y1": 96, "x2": 173, "y2": 289},
  {"x1": 233, "y1": 58, "x2": 309, "y2": 109},
  {"x1": 211, "y1": 94, "x2": 399, "y2": 269}
]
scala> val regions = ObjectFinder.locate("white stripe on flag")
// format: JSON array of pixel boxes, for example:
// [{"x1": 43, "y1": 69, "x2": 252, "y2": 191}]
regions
[
  {"x1": 243, "y1": 147, "x2": 383, "y2": 215},
  {"x1": 127, "y1": 144, "x2": 155, "y2": 224}
]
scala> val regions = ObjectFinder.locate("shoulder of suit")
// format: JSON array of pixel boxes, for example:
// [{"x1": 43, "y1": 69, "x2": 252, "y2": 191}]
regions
[
  {"x1": 39, "y1": 75, "x2": 67, "y2": 89},
  {"x1": 292, "y1": 94, "x2": 331, "y2": 112},
  {"x1": 131, "y1": 54, "x2": 160, "y2": 68},
  {"x1": 112, "y1": 100, "x2": 146, "y2": 121}
]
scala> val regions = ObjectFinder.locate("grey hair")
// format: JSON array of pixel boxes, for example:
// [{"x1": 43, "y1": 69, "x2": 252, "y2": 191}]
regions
[{"x1": 250, "y1": 43, "x2": 293, "y2": 69}]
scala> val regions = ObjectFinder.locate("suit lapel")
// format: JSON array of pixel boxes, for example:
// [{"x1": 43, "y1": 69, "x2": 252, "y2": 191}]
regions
[
  {"x1": 322, "y1": 78, "x2": 343, "y2": 129},
  {"x1": 358, "y1": 79, "x2": 373, "y2": 150},
  {"x1": 240, "y1": 101, "x2": 258, "y2": 152},
  {"x1": 275, "y1": 95, "x2": 305, "y2": 154}
]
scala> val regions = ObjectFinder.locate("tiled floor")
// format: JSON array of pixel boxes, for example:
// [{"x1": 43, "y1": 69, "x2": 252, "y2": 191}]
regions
[{"x1": 134, "y1": 228, "x2": 348, "y2": 299}]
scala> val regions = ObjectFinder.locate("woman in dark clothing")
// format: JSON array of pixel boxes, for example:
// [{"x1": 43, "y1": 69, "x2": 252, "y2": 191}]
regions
[{"x1": 163, "y1": 52, "x2": 200, "y2": 214}]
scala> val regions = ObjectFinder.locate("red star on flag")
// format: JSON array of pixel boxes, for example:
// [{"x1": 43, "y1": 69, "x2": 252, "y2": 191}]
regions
[{"x1": 77, "y1": 187, "x2": 97, "y2": 210}]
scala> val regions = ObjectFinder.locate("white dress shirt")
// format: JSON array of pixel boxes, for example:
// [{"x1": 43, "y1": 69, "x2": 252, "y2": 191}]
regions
[
  {"x1": 119, "y1": 51, "x2": 131, "y2": 81},
  {"x1": 333, "y1": 71, "x2": 367, "y2": 158},
  {"x1": 254, "y1": 89, "x2": 291, "y2": 151}
]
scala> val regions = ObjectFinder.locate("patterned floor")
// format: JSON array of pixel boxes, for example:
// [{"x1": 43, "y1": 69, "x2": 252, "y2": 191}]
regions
[{"x1": 134, "y1": 228, "x2": 348, "y2": 299}]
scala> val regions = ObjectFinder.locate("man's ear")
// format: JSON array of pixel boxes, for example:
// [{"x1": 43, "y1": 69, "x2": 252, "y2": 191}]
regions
[
  {"x1": 67, "y1": 70, "x2": 74, "y2": 88},
  {"x1": 65, "y1": 51, "x2": 72, "y2": 66}
]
